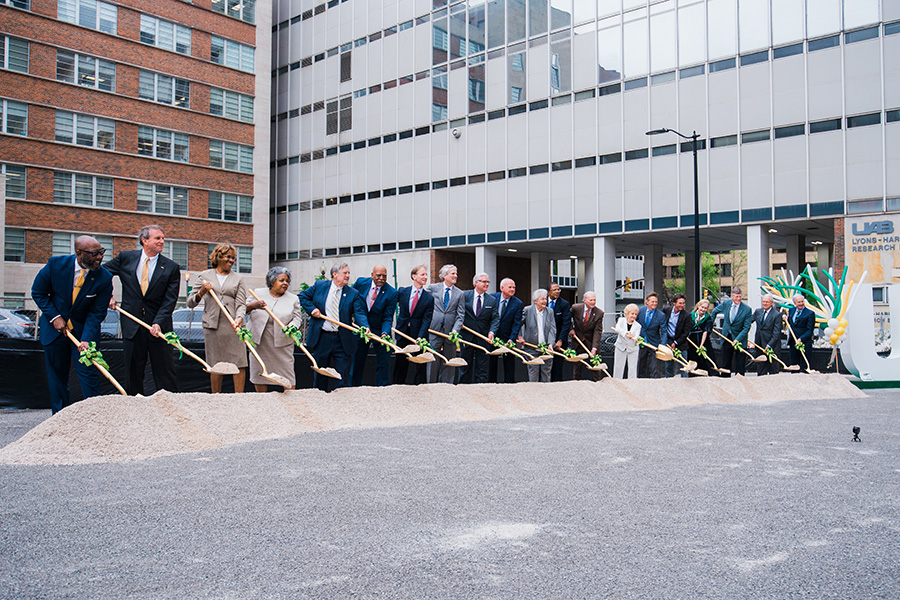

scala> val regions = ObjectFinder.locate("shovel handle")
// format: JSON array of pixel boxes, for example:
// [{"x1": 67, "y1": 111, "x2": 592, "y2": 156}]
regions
[
  {"x1": 393, "y1": 327, "x2": 447, "y2": 361},
  {"x1": 63, "y1": 329, "x2": 127, "y2": 395},
  {"x1": 431, "y1": 328, "x2": 489, "y2": 353},
  {"x1": 115, "y1": 306, "x2": 154, "y2": 333},
  {"x1": 205, "y1": 288, "x2": 267, "y2": 371},
  {"x1": 571, "y1": 333, "x2": 595, "y2": 357},
  {"x1": 248, "y1": 289, "x2": 287, "y2": 330},
  {"x1": 712, "y1": 328, "x2": 755, "y2": 358}
]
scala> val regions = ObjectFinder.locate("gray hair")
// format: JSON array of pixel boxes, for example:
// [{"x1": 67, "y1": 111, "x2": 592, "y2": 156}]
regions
[
  {"x1": 762, "y1": 293, "x2": 773, "y2": 302},
  {"x1": 731, "y1": 287, "x2": 743, "y2": 295},
  {"x1": 265, "y1": 266, "x2": 291, "y2": 288},
  {"x1": 330, "y1": 262, "x2": 349, "y2": 277},
  {"x1": 473, "y1": 272, "x2": 489, "y2": 285},
  {"x1": 439, "y1": 264, "x2": 457, "y2": 280},
  {"x1": 583, "y1": 291, "x2": 596, "y2": 300},
  {"x1": 792, "y1": 293, "x2": 805, "y2": 302},
  {"x1": 532, "y1": 288, "x2": 548, "y2": 302},
  {"x1": 138, "y1": 224, "x2": 164, "y2": 247}
]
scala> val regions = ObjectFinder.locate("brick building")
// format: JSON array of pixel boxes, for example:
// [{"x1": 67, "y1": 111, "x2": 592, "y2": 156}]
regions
[{"x1": 0, "y1": 0, "x2": 271, "y2": 307}]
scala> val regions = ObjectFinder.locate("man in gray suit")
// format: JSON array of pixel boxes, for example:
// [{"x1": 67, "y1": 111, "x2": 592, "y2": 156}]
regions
[
  {"x1": 427, "y1": 264, "x2": 465, "y2": 383},
  {"x1": 518, "y1": 288, "x2": 556, "y2": 382},
  {"x1": 752, "y1": 294, "x2": 782, "y2": 376}
]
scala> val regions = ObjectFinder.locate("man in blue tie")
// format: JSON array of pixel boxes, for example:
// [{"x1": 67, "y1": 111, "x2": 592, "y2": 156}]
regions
[
  {"x1": 637, "y1": 292, "x2": 667, "y2": 378},
  {"x1": 489, "y1": 278, "x2": 524, "y2": 383},
  {"x1": 547, "y1": 283, "x2": 572, "y2": 381},
  {"x1": 710, "y1": 287, "x2": 753, "y2": 377}
]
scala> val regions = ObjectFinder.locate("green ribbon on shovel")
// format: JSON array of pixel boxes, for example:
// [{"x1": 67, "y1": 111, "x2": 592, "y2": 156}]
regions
[
  {"x1": 78, "y1": 342, "x2": 109, "y2": 370},
  {"x1": 447, "y1": 331, "x2": 461, "y2": 351},
  {"x1": 237, "y1": 327, "x2": 256, "y2": 347},
  {"x1": 563, "y1": 348, "x2": 577, "y2": 358},
  {"x1": 162, "y1": 332, "x2": 184, "y2": 359},
  {"x1": 282, "y1": 324, "x2": 302, "y2": 346},
  {"x1": 589, "y1": 354, "x2": 603, "y2": 366},
  {"x1": 696, "y1": 345, "x2": 708, "y2": 360},
  {"x1": 537, "y1": 342, "x2": 551, "y2": 355},
  {"x1": 355, "y1": 327, "x2": 370, "y2": 343},
  {"x1": 763, "y1": 346, "x2": 776, "y2": 362},
  {"x1": 794, "y1": 340, "x2": 806, "y2": 354},
  {"x1": 416, "y1": 338, "x2": 435, "y2": 353}
]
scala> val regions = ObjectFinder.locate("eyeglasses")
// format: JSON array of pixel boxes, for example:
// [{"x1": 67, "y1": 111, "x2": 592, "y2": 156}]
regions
[{"x1": 79, "y1": 248, "x2": 106, "y2": 257}]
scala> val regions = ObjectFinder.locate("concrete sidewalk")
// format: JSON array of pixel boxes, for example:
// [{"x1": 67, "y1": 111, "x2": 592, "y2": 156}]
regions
[{"x1": 1, "y1": 391, "x2": 898, "y2": 599}]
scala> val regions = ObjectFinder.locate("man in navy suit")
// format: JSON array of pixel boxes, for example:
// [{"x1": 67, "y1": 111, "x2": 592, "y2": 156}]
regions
[
  {"x1": 458, "y1": 272, "x2": 501, "y2": 384},
  {"x1": 393, "y1": 264, "x2": 435, "y2": 385},
  {"x1": 105, "y1": 225, "x2": 181, "y2": 395},
  {"x1": 785, "y1": 293, "x2": 815, "y2": 371},
  {"x1": 547, "y1": 283, "x2": 572, "y2": 381},
  {"x1": 350, "y1": 264, "x2": 397, "y2": 387},
  {"x1": 298, "y1": 262, "x2": 369, "y2": 391},
  {"x1": 637, "y1": 292, "x2": 668, "y2": 378},
  {"x1": 752, "y1": 294, "x2": 782, "y2": 376},
  {"x1": 710, "y1": 287, "x2": 753, "y2": 377},
  {"x1": 31, "y1": 236, "x2": 113, "y2": 413},
  {"x1": 662, "y1": 293, "x2": 691, "y2": 377},
  {"x1": 489, "y1": 278, "x2": 524, "y2": 383}
]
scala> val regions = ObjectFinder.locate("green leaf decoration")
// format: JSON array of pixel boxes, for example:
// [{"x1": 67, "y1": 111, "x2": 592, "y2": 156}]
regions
[
  {"x1": 355, "y1": 327, "x2": 370, "y2": 343},
  {"x1": 282, "y1": 324, "x2": 303, "y2": 346},
  {"x1": 492, "y1": 338, "x2": 505, "y2": 348},
  {"x1": 162, "y1": 332, "x2": 184, "y2": 359},
  {"x1": 589, "y1": 354, "x2": 603, "y2": 366},
  {"x1": 563, "y1": 348, "x2": 577, "y2": 358},
  {"x1": 448, "y1": 331, "x2": 461, "y2": 351},
  {"x1": 537, "y1": 342, "x2": 551, "y2": 355},
  {"x1": 416, "y1": 338, "x2": 434, "y2": 353},
  {"x1": 237, "y1": 327, "x2": 256, "y2": 347},
  {"x1": 504, "y1": 339, "x2": 516, "y2": 349},
  {"x1": 733, "y1": 340, "x2": 743, "y2": 352},
  {"x1": 795, "y1": 341, "x2": 806, "y2": 354},
  {"x1": 672, "y1": 348, "x2": 683, "y2": 361},
  {"x1": 78, "y1": 342, "x2": 109, "y2": 371},
  {"x1": 763, "y1": 346, "x2": 776, "y2": 362}
]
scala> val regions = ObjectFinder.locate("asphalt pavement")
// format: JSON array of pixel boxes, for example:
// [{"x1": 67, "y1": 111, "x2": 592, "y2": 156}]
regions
[{"x1": 1, "y1": 390, "x2": 898, "y2": 599}]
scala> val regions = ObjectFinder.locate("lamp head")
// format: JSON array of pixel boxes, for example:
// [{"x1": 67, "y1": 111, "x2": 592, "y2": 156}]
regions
[{"x1": 646, "y1": 128, "x2": 669, "y2": 135}]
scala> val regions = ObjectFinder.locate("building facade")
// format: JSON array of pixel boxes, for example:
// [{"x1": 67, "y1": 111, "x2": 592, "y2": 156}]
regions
[{"x1": 0, "y1": 0, "x2": 272, "y2": 307}]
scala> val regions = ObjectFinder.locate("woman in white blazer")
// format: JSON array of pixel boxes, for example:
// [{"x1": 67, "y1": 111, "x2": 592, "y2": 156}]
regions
[
  {"x1": 613, "y1": 303, "x2": 642, "y2": 379},
  {"x1": 246, "y1": 267, "x2": 303, "y2": 391}
]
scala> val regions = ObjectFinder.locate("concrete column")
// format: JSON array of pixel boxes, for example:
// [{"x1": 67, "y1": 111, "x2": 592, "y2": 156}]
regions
[
  {"x1": 643, "y1": 244, "x2": 664, "y2": 297},
  {"x1": 746, "y1": 225, "x2": 770, "y2": 308},
  {"x1": 594, "y1": 237, "x2": 617, "y2": 327},
  {"x1": 475, "y1": 246, "x2": 497, "y2": 293},
  {"x1": 530, "y1": 252, "x2": 550, "y2": 293},
  {"x1": 581, "y1": 256, "x2": 592, "y2": 302},
  {"x1": 684, "y1": 251, "x2": 697, "y2": 306},
  {"x1": 785, "y1": 234, "x2": 806, "y2": 277},
  {"x1": 816, "y1": 243, "x2": 833, "y2": 283}
]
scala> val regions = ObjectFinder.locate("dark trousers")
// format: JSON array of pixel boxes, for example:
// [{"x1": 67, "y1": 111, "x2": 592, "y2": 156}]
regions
[
  {"x1": 393, "y1": 352, "x2": 427, "y2": 385},
  {"x1": 312, "y1": 331, "x2": 350, "y2": 391},
  {"x1": 789, "y1": 343, "x2": 809, "y2": 370},
  {"x1": 459, "y1": 340, "x2": 489, "y2": 384},
  {"x1": 123, "y1": 329, "x2": 179, "y2": 396},
  {"x1": 638, "y1": 345, "x2": 664, "y2": 378},
  {"x1": 489, "y1": 352, "x2": 518, "y2": 383},
  {"x1": 756, "y1": 350, "x2": 781, "y2": 376},
  {"x1": 719, "y1": 342, "x2": 746, "y2": 377},
  {"x1": 550, "y1": 340, "x2": 567, "y2": 381},
  {"x1": 43, "y1": 333, "x2": 102, "y2": 414},
  {"x1": 573, "y1": 360, "x2": 600, "y2": 382},
  {"x1": 351, "y1": 338, "x2": 391, "y2": 387}
]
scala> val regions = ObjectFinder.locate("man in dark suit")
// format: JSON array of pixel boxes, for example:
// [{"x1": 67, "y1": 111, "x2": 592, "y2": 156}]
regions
[
  {"x1": 489, "y1": 277, "x2": 524, "y2": 383},
  {"x1": 547, "y1": 283, "x2": 572, "y2": 381},
  {"x1": 752, "y1": 294, "x2": 782, "y2": 376},
  {"x1": 426, "y1": 264, "x2": 466, "y2": 383},
  {"x1": 393, "y1": 265, "x2": 435, "y2": 385},
  {"x1": 570, "y1": 291, "x2": 604, "y2": 381},
  {"x1": 785, "y1": 293, "x2": 815, "y2": 372},
  {"x1": 637, "y1": 292, "x2": 668, "y2": 378},
  {"x1": 458, "y1": 272, "x2": 501, "y2": 384},
  {"x1": 350, "y1": 264, "x2": 397, "y2": 387},
  {"x1": 31, "y1": 235, "x2": 113, "y2": 413},
  {"x1": 298, "y1": 262, "x2": 369, "y2": 391},
  {"x1": 662, "y1": 293, "x2": 691, "y2": 377},
  {"x1": 105, "y1": 225, "x2": 181, "y2": 395},
  {"x1": 710, "y1": 287, "x2": 753, "y2": 377}
]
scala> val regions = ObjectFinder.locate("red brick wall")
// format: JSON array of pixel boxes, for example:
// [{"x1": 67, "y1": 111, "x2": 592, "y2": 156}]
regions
[
  {"x1": 834, "y1": 217, "x2": 844, "y2": 276},
  {"x1": 430, "y1": 250, "x2": 475, "y2": 287}
]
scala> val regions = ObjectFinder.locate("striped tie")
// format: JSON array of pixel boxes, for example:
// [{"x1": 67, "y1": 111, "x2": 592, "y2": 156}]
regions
[{"x1": 326, "y1": 287, "x2": 340, "y2": 330}]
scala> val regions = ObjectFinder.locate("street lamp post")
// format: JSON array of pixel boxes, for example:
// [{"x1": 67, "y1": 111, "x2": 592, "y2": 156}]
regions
[{"x1": 646, "y1": 127, "x2": 701, "y2": 305}]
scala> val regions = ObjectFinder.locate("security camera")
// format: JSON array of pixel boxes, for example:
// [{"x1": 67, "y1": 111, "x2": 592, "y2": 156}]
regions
[{"x1": 452, "y1": 128, "x2": 461, "y2": 139}]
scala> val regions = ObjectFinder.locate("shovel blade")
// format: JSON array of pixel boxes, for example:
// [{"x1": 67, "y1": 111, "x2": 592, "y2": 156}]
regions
[
  {"x1": 263, "y1": 372, "x2": 293, "y2": 388},
  {"x1": 692, "y1": 369, "x2": 709, "y2": 377},
  {"x1": 314, "y1": 366, "x2": 341, "y2": 379},
  {"x1": 208, "y1": 361, "x2": 240, "y2": 375},
  {"x1": 399, "y1": 344, "x2": 421, "y2": 354},
  {"x1": 446, "y1": 358, "x2": 467, "y2": 367}
]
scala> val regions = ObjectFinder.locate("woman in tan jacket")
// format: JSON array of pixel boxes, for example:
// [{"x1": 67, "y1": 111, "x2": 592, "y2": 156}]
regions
[{"x1": 187, "y1": 244, "x2": 247, "y2": 393}]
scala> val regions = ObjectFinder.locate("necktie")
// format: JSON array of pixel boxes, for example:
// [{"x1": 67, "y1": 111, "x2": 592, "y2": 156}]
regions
[
  {"x1": 500, "y1": 299, "x2": 507, "y2": 317},
  {"x1": 793, "y1": 310, "x2": 799, "y2": 324},
  {"x1": 549, "y1": 299, "x2": 555, "y2": 310},
  {"x1": 326, "y1": 287, "x2": 340, "y2": 330},
  {"x1": 72, "y1": 269, "x2": 86, "y2": 304},
  {"x1": 443, "y1": 287, "x2": 450, "y2": 310},
  {"x1": 410, "y1": 289, "x2": 419, "y2": 314},
  {"x1": 369, "y1": 286, "x2": 377, "y2": 310},
  {"x1": 140, "y1": 257, "x2": 150, "y2": 295},
  {"x1": 645, "y1": 309, "x2": 653, "y2": 327},
  {"x1": 583, "y1": 308, "x2": 589, "y2": 327},
  {"x1": 730, "y1": 304, "x2": 737, "y2": 321},
  {"x1": 475, "y1": 295, "x2": 482, "y2": 317}
]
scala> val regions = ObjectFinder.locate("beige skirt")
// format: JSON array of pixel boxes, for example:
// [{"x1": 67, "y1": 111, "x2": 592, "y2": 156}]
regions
[
  {"x1": 249, "y1": 318, "x2": 296, "y2": 387},
  {"x1": 204, "y1": 322, "x2": 248, "y2": 368}
]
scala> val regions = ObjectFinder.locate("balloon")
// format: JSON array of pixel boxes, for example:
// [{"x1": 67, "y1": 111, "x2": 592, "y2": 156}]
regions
[
  {"x1": 830, "y1": 334, "x2": 839, "y2": 344},
  {"x1": 828, "y1": 318, "x2": 840, "y2": 329},
  {"x1": 835, "y1": 327, "x2": 845, "y2": 336},
  {"x1": 839, "y1": 318, "x2": 848, "y2": 328},
  {"x1": 824, "y1": 327, "x2": 834, "y2": 337}
]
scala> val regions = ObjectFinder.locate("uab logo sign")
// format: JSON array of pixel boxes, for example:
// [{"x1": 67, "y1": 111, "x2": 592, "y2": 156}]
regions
[{"x1": 852, "y1": 221, "x2": 894, "y2": 235}]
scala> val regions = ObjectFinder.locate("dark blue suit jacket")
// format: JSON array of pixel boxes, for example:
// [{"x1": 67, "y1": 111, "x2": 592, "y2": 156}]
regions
[
  {"x1": 787, "y1": 306, "x2": 816, "y2": 345},
  {"x1": 298, "y1": 280, "x2": 369, "y2": 354},
  {"x1": 31, "y1": 255, "x2": 113, "y2": 345},
  {"x1": 490, "y1": 293, "x2": 523, "y2": 342},
  {"x1": 104, "y1": 250, "x2": 181, "y2": 338},
  {"x1": 396, "y1": 286, "x2": 435, "y2": 339},
  {"x1": 637, "y1": 305, "x2": 668, "y2": 346},
  {"x1": 352, "y1": 277, "x2": 397, "y2": 336},
  {"x1": 461, "y1": 290, "x2": 501, "y2": 339},
  {"x1": 549, "y1": 297, "x2": 572, "y2": 346}
]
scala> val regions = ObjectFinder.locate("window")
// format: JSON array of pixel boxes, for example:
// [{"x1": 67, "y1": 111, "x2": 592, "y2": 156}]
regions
[
  {"x1": 325, "y1": 97, "x2": 351, "y2": 134},
  {"x1": 58, "y1": 0, "x2": 117, "y2": 34},
  {"x1": 1, "y1": 0, "x2": 30, "y2": 9},
  {"x1": 54, "y1": 111, "x2": 115, "y2": 149},
  {"x1": 741, "y1": 129, "x2": 770, "y2": 144},
  {"x1": 53, "y1": 171, "x2": 113, "y2": 207},
  {"x1": 340, "y1": 52, "x2": 351, "y2": 81},
  {"x1": 4, "y1": 227, "x2": 25, "y2": 262},
  {"x1": 209, "y1": 88, "x2": 253, "y2": 122},
  {"x1": 136, "y1": 182, "x2": 187, "y2": 215},
  {"x1": 847, "y1": 112, "x2": 881, "y2": 128},
  {"x1": 1, "y1": 163, "x2": 26, "y2": 198},
  {"x1": 1, "y1": 36, "x2": 29, "y2": 73},
  {"x1": 52, "y1": 232, "x2": 113, "y2": 257},
  {"x1": 236, "y1": 246, "x2": 252, "y2": 274},
  {"x1": 211, "y1": 0, "x2": 255, "y2": 23},
  {"x1": 209, "y1": 140, "x2": 253, "y2": 172},
  {"x1": 138, "y1": 71, "x2": 190, "y2": 107},
  {"x1": 0, "y1": 99, "x2": 27, "y2": 135},
  {"x1": 208, "y1": 191, "x2": 252, "y2": 222},
  {"x1": 56, "y1": 51, "x2": 115, "y2": 91},
  {"x1": 137, "y1": 126, "x2": 189, "y2": 161},
  {"x1": 719, "y1": 263, "x2": 732, "y2": 277},
  {"x1": 165, "y1": 240, "x2": 188, "y2": 269},
  {"x1": 140, "y1": 15, "x2": 191, "y2": 55},
  {"x1": 210, "y1": 36, "x2": 255, "y2": 73}
]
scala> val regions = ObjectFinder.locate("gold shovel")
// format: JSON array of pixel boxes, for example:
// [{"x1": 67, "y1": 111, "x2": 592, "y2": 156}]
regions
[
  {"x1": 782, "y1": 312, "x2": 818, "y2": 373},
  {"x1": 687, "y1": 337, "x2": 729, "y2": 375},
  {"x1": 747, "y1": 340, "x2": 801, "y2": 372},
  {"x1": 317, "y1": 313, "x2": 416, "y2": 355},
  {"x1": 205, "y1": 287, "x2": 293, "y2": 388},
  {"x1": 712, "y1": 329, "x2": 763, "y2": 364},
  {"x1": 630, "y1": 333, "x2": 703, "y2": 375},
  {"x1": 63, "y1": 328, "x2": 127, "y2": 395},
  {"x1": 527, "y1": 337, "x2": 610, "y2": 376},
  {"x1": 114, "y1": 305, "x2": 239, "y2": 375},
  {"x1": 428, "y1": 328, "x2": 497, "y2": 358},
  {"x1": 461, "y1": 326, "x2": 544, "y2": 365},
  {"x1": 247, "y1": 289, "x2": 340, "y2": 380},
  {"x1": 393, "y1": 327, "x2": 466, "y2": 367}
]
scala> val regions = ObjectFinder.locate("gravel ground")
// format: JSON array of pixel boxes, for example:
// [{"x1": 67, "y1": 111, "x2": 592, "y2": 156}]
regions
[{"x1": 1, "y1": 390, "x2": 898, "y2": 599}]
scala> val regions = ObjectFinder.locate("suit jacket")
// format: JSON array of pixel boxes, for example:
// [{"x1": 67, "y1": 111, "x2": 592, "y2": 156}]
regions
[
  {"x1": 105, "y1": 249, "x2": 180, "y2": 339},
  {"x1": 548, "y1": 296, "x2": 572, "y2": 346},
  {"x1": 711, "y1": 299, "x2": 753, "y2": 344},
  {"x1": 427, "y1": 282, "x2": 465, "y2": 334},
  {"x1": 246, "y1": 288, "x2": 303, "y2": 349},
  {"x1": 787, "y1": 306, "x2": 815, "y2": 346},
  {"x1": 614, "y1": 317, "x2": 642, "y2": 354},
  {"x1": 396, "y1": 285, "x2": 435, "y2": 339},
  {"x1": 186, "y1": 269, "x2": 246, "y2": 330},
  {"x1": 753, "y1": 307, "x2": 782, "y2": 349},
  {"x1": 31, "y1": 255, "x2": 113, "y2": 346},
  {"x1": 571, "y1": 303, "x2": 604, "y2": 352},
  {"x1": 491, "y1": 293, "x2": 524, "y2": 342},
  {"x1": 520, "y1": 304, "x2": 556, "y2": 349},
  {"x1": 353, "y1": 277, "x2": 398, "y2": 336},
  {"x1": 461, "y1": 290, "x2": 501, "y2": 339},
  {"x1": 637, "y1": 305, "x2": 668, "y2": 346},
  {"x1": 298, "y1": 280, "x2": 369, "y2": 353},
  {"x1": 661, "y1": 305, "x2": 691, "y2": 350}
]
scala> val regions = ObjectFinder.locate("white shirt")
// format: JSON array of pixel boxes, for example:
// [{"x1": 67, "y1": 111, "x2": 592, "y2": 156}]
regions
[
  {"x1": 136, "y1": 250, "x2": 159, "y2": 284},
  {"x1": 73, "y1": 257, "x2": 87, "y2": 285},
  {"x1": 535, "y1": 307, "x2": 546, "y2": 344}
]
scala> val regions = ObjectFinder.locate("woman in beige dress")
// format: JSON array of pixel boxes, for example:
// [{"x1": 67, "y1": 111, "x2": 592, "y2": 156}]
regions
[
  {"x1": 187, "y1": 244, "x2": 247, "y2": 393},
  {"x1": 246, "y1": 267, "x2": 303, "y2": 391}
]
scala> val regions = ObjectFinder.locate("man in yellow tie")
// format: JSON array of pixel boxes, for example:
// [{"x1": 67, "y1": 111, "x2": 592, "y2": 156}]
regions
[
  {"x1": 105, "y1": 225, "x2": 182, "y2": 395},
  {"x1": 31, "y1": 236, "x2": 113, "y2": 413}
]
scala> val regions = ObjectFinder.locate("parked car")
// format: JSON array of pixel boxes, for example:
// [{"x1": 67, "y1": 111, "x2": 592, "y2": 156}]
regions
[
  {"x1": 100, "y1": 309, "x2": 120, "y2": 339},
  {"x1": 171, "y1": 307, "x2": 205, "y2": 342},
  {"x1": 0, "y1": 307, "x2": 35, "y2": 339}
]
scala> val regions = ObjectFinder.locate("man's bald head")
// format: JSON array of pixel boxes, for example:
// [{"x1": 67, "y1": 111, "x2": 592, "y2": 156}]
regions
[
  {"x1": 371, "y1": 264, "x2": 387, "y2": 287},
  {"x1": 74, "y1": 236, "x2": 105, "y2": 271}
]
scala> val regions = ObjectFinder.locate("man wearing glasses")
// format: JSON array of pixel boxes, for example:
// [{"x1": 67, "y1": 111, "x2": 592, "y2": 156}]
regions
[
  {"x1": 31, "y1": 235, "x2": 113, "y2": 413},
  {"x1": 105, "y1": 225, "x2": 182, "y2": 395},
  {"x1": 458, "y1": 273, "x2": 501, "y2": 384}
]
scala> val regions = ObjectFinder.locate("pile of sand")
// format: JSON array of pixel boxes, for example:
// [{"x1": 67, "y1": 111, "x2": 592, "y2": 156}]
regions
[{"x1": 0, "y1": 374, "x2": 864, "y2": 466}]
